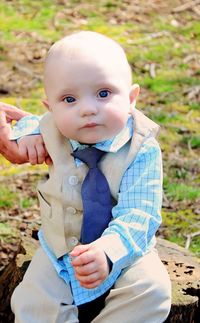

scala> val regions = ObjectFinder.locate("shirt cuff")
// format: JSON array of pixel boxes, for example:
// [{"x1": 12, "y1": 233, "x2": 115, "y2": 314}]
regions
[
  {"x1": 10, "y1": 115, "x2": 42, "y2": 140},
  {"x1": 92, "y1": 234, "x2": 131, "y2": 273}
]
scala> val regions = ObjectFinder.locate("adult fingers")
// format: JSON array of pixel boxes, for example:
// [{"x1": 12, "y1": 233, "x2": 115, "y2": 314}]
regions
[
  {"x1": 1, "y1": 141, "x2": 28, "y2": 164},
  {"x1": 0, "y1": 102, "x2": 30, "y2": 121},
  {"x1": 0, "y1": 111, "x2": 9, "y2": 130}
]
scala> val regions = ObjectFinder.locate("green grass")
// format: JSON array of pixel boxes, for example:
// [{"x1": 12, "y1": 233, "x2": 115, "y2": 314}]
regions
[
  {"x1": 0, "y1": 183, "x2": 37, "y2": 208},
  {"x1": 164, "y1": 178, "x2": 200, "y2": 201},
  {"x1": 0, "y1": 222, "x2": 20, "y2": 243},
  {"x1": 0, "y1": 0, "x2": 59, "y2": 41},
  {"x1": 182, "y1": 135, "x2": 200, "y2": 149},
  {"x1": 0, "y1": 0, "x2": 199, "y2": 254},
  {"x1": 20, "y1": 197, "x2": 36, "y2": 208},
  {"x1": 190, "y1": 238, "x2": 200, "y2": 256},
  {"x1": 0, "y1": 185, "x2": 17, "y2": 207},
  {"x1": 180, "y1": 21, "x2": 200, "y2": 39},
  {"x1": 189, "y1": 103, "x2": 200, "y2": 111},
  {"x1": 162, "y1": 209, "x2": 200, "y2": 256},
  {"x1": 141, "y1": 76, "x2": 199, "y2": 94},
  {"x1": 147, "y1": 111, "x2": 185, "y2": 125}
]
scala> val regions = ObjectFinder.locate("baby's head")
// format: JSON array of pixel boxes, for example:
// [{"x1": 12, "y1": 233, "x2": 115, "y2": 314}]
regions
[{"x1": 43, "y1": 31, "x2": 139, "y2": 144}]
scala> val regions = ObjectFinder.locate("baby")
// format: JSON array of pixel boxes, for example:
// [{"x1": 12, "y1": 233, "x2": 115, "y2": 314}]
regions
[{"x1": 11, "y1": 31, "x2": 171, "y2": 323}]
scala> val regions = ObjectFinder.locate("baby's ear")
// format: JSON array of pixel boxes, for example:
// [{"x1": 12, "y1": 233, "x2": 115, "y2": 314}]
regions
[
  {"x1": 129, "y1": 84, "x2": 140, "y2": 108},
  {"x1": 42, "y1": 99, "x2": 50, "y2": 110}
]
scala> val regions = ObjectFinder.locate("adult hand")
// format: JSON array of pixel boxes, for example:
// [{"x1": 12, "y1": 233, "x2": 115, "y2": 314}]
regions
[{"x1": 0, "y1": 102, "x2": 30, "y2": 163}]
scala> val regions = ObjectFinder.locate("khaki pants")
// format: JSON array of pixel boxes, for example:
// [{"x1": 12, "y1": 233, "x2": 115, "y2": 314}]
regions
[{"x1": 11, "y1": 247, "x2": 171, "y2": 323}]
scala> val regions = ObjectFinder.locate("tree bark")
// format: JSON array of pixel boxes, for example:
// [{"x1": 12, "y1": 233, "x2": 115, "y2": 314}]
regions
[{"x1": 0, "y1": 230, "x2": 39, "y2": 323}]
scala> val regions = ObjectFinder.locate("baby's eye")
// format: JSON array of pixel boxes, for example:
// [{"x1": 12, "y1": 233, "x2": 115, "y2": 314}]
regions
[
  {"x1": 97, "y1": 90, "x2": 111, "y2": 98},
  {"x1": 63, "y1": 96, "x2": 76, "y2": 103}
]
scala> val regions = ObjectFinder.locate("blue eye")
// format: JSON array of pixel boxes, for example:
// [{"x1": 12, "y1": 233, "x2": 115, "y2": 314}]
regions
[
  {"x1": 63, "y1": 96, "x2": 76, "y2": 103},
  {"x1": 98, "y1": 90, "x2": 110, "y2": 98}
]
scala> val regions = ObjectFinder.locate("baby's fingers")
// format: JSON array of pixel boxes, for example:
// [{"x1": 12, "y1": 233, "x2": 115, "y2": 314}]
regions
[
  {"x1": 79, "y1": 279, "x2": 102, "y2": 289},
  {"x1": 18, "y1": 141, "x2": 28, "y2": 160},
  {"x1": 45, "y1": 155, "x2": 52, "y2": 165},
  {"x1": 75, "y1": 262, "x2": 96, "y2": 276},
  {"x1": 35, "y1": 142, "x2": 46, "y2": 164},
  {"x1": 75, "y1": 271, "x2": 100, "y2": 287},
  {"x1": 18, "y1": 135, "x2": 47, "y2": 165},
  {"x1": 18, "y1": 140, "x2": 38, "y2": 165},
  {"x1": 27, "y1": 145, "x2": 38, "y2": 165}
]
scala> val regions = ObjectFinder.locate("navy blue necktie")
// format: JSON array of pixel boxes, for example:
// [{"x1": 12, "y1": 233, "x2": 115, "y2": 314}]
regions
[{"x1": 71, "y1": 147, "x2": 112, "y2": 244}]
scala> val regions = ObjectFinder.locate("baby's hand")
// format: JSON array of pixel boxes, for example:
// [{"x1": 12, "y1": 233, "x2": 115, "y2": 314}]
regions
[
  {"x1": 70, "y1": 244, "x2": 109, "y2": 289},
  {"x1": 18, "y1": 135, "x2": 51, "y2": 165}
]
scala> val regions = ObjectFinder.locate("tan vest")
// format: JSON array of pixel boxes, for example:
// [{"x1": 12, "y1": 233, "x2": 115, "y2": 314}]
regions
[{"x1": 37, "y1": 109, "x2": 160, "y2": 258}]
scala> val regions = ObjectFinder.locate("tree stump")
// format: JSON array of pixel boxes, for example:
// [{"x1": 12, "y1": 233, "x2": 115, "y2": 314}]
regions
[
  {"x1": 156, "y1": 238, "x2": 200, "y2": 323},
  {"x1": 0, "y1": 223, "x2": 39, "y2": 323},
  {"x1": 0, "y1": 229, "x2": 199, "y2": 323}
]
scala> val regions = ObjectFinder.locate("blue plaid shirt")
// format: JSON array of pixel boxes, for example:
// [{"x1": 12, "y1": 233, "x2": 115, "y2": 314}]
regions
[{"x1": 11, "y1": 114, "x2": 163, "y2": 306}]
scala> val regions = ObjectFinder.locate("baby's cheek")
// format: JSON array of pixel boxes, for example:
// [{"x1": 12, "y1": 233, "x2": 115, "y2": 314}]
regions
[
  {"x1": 112, "y1": 115, "x2": 128, "y2": 134},
  {"x1": 54, "y1": 116, "x2": 68, "y2": 135}
]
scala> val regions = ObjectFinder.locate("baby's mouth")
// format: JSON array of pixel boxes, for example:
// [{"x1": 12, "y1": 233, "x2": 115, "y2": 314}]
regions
[{"x1": 82, "y1": 123, "x2": 98, "y2": 128}]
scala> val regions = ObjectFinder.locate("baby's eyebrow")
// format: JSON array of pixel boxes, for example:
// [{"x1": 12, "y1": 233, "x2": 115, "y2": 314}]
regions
[
  {"x1": 57, "y1": 88, "x2": 76, "y2": 96},
  {"x1": 93, "y1": 82, "x2": 120, "y2": 90}
]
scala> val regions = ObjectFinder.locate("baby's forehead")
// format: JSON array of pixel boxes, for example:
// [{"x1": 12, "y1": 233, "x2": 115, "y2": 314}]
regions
[
  {"x1": 46, "y1": 32, "x2": 128, "y2": 67},
  {"x1": 44, "y1": 31, "x2": 132, "y2": 86},
  {"x1": 49, "y1": 32, "x2": 123, "y2": 55}
]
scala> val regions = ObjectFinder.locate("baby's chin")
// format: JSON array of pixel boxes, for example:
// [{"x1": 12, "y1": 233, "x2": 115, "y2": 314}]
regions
[
  {"x1": 77, "y1": 134, "x2": 116, "y2": 145},
  {"x1": 78, "y1": 135, "x2": 112, "y2": 145}
]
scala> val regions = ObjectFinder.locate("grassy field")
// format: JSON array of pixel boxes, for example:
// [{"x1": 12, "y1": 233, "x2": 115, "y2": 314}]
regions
[{"x1": 0, "y1": 0, "x2": 199, "y2": 255}]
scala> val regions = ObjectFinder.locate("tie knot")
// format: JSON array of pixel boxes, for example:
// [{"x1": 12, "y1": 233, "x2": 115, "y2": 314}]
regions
[{"x1": 71, "y1": 147, "x2": 106, "y2": 168}]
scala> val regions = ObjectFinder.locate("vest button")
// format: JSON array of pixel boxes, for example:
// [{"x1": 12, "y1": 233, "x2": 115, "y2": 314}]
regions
[
  {"x1": 66, "y1": 207, "x2": 76, "y2": 214},
  {"x1": 68, "y1": 175, "x2": 79, "y2": 186},
  {"x1": 68, "y1": 236, "x2": 79, "y2": 247}
]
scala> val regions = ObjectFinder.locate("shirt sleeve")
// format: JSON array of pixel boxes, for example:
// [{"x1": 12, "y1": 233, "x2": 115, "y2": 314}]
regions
[
  {"x1": 10, "y1": 115, "x2": 42, "y2": 140},
  {"x1": 93, "y1": 136, "x2": 163, "y2": 273}
]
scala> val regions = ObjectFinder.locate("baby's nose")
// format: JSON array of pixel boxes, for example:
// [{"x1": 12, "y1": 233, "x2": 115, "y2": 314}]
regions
[{"x1": 80, "y1": 100, "x2": 98, "y2": 116}]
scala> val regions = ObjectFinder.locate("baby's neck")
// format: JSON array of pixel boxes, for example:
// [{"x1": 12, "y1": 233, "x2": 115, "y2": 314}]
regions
[{"x1": 78, "y1": 142, "x2": 95, "y2": 146}]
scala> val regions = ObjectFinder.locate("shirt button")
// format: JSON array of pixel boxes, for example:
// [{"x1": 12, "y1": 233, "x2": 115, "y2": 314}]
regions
[
  {"x1": 68, "y1": 175, "x2": 79, "y2": 186},
  {"x1": 66, "y1": 207, "x2": 76, "y2": 214},
  {"x1": 68, "y1": 236, "x2": 79, "y2": 247}
]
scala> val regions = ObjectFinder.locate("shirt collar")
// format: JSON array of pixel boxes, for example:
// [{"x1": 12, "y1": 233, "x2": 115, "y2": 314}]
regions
[{"x1": 70, "y1": 114, "x2": 133, "y2": 153}]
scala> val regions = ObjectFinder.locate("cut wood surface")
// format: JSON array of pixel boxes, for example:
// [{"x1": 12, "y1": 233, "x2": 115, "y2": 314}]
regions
[{"x1": 156, "y1": 238, "x2": 200, "y2": 322}]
